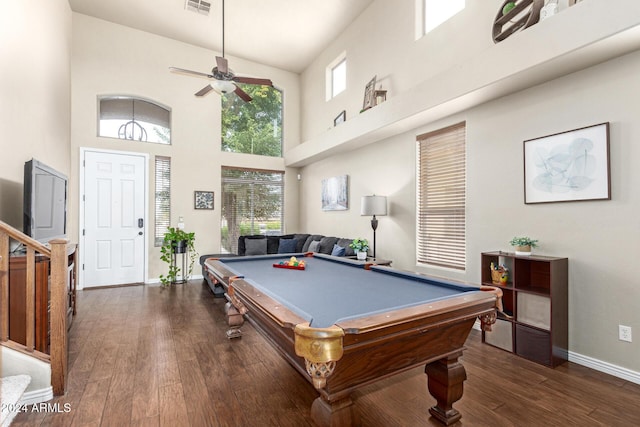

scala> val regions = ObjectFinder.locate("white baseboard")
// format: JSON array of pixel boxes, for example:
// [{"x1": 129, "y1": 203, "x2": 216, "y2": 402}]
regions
[
  {"x1": 146, "y1": 274, "x2": 204, "y2": 285},
  {"x1": 568, "y1": 351, "x2": 640, "y2": 385},
  {"x1": 20, "y1": 386, "x2": 53, "y2": 406},
  {"x1": 473, "y1": 319, "x2": 640, "y2": 385}
]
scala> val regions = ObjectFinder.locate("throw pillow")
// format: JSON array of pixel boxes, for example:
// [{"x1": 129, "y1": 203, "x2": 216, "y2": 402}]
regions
[
  {"x1": 336, "y1": 238, "x2": 356, "y2": 256},
  {"x1": 307, "y1": 240, "x2": 321, "y2": 253},
  {"x1": 278, "y1": 238, "x2": 298, "y2": 254},
  {"x1": 318, "y1": 236, "x2": 339, "y2": 254},
  {"x1": 331, "y1": 244, "x2": 346, "y2": 257},
  {"x1": 302, "y1": 234, "x2": 324, "y2": 252},
  {"x1": 244, "y1": 238, "x2": 267, "y2": 255}
]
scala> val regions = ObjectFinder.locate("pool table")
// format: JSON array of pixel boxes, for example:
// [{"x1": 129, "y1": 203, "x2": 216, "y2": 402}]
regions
[{"x1": 204, "y1": 253, "x2": 501, "y2": 426}]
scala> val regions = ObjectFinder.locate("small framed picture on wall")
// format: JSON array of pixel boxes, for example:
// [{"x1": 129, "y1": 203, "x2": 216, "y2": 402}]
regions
[{"x1": 194, "y1": 191, "x2": 214, "y2": 210}]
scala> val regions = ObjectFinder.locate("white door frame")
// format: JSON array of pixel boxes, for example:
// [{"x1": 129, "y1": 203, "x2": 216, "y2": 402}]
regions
[{"x1": 78, "y1": 147, "x2": 149, "y2": 289}]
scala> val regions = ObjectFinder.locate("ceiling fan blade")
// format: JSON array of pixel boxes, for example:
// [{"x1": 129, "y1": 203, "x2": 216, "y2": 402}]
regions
[
  {"x1": 169, "y1": 66, "x2": 213, "y2": 79},
  {"x1": 216, "y1": 56, "x2": 228, "y2": 74},
  {"x1": 234, "y1": 85, "x2": 253, "y2": 102},
  {"x1": 233, "y1": 76, "x2": 273, "y2": 86},
  {"x1": 195, "y1": 85, "x2": 214, "y2": 97}
]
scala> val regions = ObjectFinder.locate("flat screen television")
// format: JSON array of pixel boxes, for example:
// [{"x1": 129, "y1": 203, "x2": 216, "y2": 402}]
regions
[{"x1": 23, "y1": 158, "x2": 68, "y2": 244}]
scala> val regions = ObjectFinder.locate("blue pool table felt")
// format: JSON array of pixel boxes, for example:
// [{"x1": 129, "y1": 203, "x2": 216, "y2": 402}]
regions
[{"x1": 218, "y1": 254, "x2": 481, "y2": 328}]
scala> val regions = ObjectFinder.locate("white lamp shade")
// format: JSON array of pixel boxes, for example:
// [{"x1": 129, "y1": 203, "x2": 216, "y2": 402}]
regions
[
  {"x1": 212, "y1": 80, "x2": 236, "y2": 94},
  {"x1": 361, "y1": 195, "x2": 387, "y2": 216}
]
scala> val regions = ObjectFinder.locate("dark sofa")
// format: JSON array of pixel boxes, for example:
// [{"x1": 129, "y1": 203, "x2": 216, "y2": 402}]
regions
[{"x1": 199, "y1": 233, "x2": 358, "y2": 296}]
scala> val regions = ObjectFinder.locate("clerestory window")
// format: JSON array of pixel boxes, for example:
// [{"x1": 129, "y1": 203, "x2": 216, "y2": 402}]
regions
[
  {"x1": 221, "y1": 85, "x2": 283, "y2": 157},
  {"x1": 423, "y1": 0, "x2": 465, "y2": 34},
  {"x1": 326, "y1": 52, "x2": 347, "y2": 101}
]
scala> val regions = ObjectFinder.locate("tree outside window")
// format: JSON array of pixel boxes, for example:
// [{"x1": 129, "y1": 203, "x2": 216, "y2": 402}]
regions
[{"x1": 221, "y1": 85, "x2": 283, "y2": 157}]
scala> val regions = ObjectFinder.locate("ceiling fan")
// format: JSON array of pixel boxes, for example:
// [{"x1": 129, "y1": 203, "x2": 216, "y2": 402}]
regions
[{"x1": 169, "y1": 0, "x2": 273, "y2": 102}]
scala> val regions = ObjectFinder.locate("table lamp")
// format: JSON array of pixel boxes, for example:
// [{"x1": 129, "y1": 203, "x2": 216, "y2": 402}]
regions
[{"x1": 360, "y1": 195, "x2": 387, "y2": 258}]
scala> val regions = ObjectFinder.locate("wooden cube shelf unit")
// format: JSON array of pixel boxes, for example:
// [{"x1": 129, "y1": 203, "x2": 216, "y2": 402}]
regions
[{"x1": 481, "y1": 251, "x2": 568, "y2": 367}]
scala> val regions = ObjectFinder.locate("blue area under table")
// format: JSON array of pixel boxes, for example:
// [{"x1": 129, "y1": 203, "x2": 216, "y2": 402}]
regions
[{"x1": 216, "y1": 253, "x2": 484, "y2": 328}]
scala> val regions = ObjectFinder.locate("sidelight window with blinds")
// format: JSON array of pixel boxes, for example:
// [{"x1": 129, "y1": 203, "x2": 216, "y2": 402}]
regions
[
  {"x1": 154, "y1": 156, "x2": 171, "y2": 246},
  {"x1": 416, "y1": 122, "x2": 466, "y2": 270},
  {"x1": 221, "y1": 167, "x2": 284, "y2": 254}
]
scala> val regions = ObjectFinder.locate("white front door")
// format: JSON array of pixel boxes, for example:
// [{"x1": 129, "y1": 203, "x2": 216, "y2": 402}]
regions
[{"x1": 82, "y1": 150, "x2": 147, "y2": 287}]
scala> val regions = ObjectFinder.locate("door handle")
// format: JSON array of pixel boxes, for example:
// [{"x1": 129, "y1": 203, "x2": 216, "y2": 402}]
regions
[{"x1": 138, "y1": 218, "x2": 144, "y2": 228}]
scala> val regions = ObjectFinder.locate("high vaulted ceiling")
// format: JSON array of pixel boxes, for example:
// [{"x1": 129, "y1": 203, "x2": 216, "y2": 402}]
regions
[{"x1": 68, "y1": 0, "x2": 373, "y2": 73}]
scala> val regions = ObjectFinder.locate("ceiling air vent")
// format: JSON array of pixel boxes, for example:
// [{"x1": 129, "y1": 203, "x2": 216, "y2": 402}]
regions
[{"x1": 185, "y1": 0, "x2": 211, "y2": 16}]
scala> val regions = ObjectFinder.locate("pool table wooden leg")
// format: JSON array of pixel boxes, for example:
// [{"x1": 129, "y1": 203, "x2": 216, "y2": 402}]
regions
[
  {"x1": 310, "y1": 395, "x2": 359, "y2": 427},
  {"x1": 224, "y1": 301, "x2": 244, "y2": 339},
  {"x1": 424, "y1": 352, "x2": 466, "y2": 425}
]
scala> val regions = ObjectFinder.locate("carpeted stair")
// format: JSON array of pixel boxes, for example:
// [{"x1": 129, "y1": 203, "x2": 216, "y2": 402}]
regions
[{"x1": 0, "y1": 375, "x2": 31, "y2": 427}]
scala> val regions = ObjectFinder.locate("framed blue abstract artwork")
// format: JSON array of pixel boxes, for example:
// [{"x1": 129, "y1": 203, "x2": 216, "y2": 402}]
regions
[{"x1": 524, "y1": 122, "x2": 610, "y2": 204}]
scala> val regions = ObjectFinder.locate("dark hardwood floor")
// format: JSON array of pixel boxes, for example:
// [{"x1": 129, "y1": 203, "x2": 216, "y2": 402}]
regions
[{"x1": 12, "y1": 281, "x2": 640, "y2": 427}]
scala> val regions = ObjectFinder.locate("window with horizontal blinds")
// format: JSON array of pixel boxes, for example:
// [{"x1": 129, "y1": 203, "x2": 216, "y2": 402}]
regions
[
  {"x1": 417, "y1": 122, "x2": 466, "y2": 270},
  {"x1": 154, "y1": 156, "x2": 171, "y2": 246},
  {"x1": 221, "y1": 167, "x2": 284, "y2": 254}
]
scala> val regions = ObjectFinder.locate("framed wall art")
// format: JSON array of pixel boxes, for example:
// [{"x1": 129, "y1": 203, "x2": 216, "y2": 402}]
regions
[
  {"x1": 321, "y1": 175, "x2": 348, "y2": 211},
  {"x1": 361, "y1": 76, "x2": 377, "y2": 111},
  {"x1": 194, "y1": 190, "x2": 214, "y2": 209},
  {"x1": 524, "y1": 122, "x2": 610, "y2": 204}
]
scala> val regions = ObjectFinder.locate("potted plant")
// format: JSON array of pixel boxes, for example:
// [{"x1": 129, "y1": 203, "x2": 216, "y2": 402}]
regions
[
  {"x1": 509, "y1": 236, "x2": 538, "y2": 256},
  {"x1": 349, "y1": 238, "x2": 369, "y2": 260},
  {"x1": 159, "y1": 227, "x2": 198, "y2": 286}
]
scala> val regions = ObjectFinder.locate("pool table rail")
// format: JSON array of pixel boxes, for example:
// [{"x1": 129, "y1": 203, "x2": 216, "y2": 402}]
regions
[{"x1": 229, "y1": 277, "x2": 311, "y2": 329}]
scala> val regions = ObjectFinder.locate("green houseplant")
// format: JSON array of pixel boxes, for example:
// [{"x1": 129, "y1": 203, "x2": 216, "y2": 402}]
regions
[
  {"x1": 349, "y1": 238, "x2": 369, "y2": 260},
  {"x1": 509, "y1": 236, "x2": 538, "y2": 256},
  {"x1": 159, "y1": 227, "x2": 198, "y2": 286}
]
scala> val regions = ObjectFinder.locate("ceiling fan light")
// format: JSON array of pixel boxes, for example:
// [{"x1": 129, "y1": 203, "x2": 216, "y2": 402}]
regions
[{"x1": 212, "y1": 80, "x2": 236, "y2": 94}]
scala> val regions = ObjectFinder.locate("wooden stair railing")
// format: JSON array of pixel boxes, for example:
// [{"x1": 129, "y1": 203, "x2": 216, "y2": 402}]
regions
[{"x1": 0, "y1": 219, "x2": 76, "y2": 396}]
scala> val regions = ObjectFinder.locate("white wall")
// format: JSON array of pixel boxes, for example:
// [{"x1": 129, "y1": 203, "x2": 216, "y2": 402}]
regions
[
  {"x1": 0, "y1": 0, "x2": 72, "y2": 229},
  {"x1": 301, "y1": 0, "x2": 505, "y2": 141},
  {"x1": 0, "y1": 0, "x2": 71, "y2": 395},
  {"x1": 71, "y1": 14, "x2": 301, "y2": 281},
  {"x1": 298, "y1": 1, "x2": 640, "y2": 374}
]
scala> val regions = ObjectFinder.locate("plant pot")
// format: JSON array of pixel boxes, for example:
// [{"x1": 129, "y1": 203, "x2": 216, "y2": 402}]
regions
[
  {"x1": 356, "y1": 251, "x2": 367, "y2": 261},
  {"x1": 515, "y1": 245, "x2": 531, "y2": 256},
  {"x1": 173, "y1": 239, "x2": 188, "y2": 254}
]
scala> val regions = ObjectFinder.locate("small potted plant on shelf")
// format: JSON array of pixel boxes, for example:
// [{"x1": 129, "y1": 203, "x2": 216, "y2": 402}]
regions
[
  {"x1": 159, "y1": 227, "x2": 198, "y2": 286},
  {"x1": 349, "y1": 238, "x2": 369, "y2": 261},
  {"x1": 509, "y1": 236, "x2": 538, "y2": 256}
]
